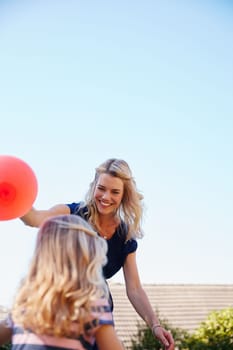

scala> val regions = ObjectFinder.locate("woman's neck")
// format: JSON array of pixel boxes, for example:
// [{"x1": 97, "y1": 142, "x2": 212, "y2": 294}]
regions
[
  {"x1": 98, "y1": 213, "x2": 117, "y2": 225},
  {"x1": 97, "y1": 215, "x2": 120, "y2": 239}
]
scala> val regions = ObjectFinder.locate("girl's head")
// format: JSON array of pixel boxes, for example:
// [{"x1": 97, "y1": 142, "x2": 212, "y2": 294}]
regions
[
  {"x1": 12, "y1": 215, "x2": 108, "y2": 337},
  {"x1": 85, "y1": 158, "x2": 144, "y2": 239},
  {"x1": 35, "y1": 215, "x2": 107, "y2": 285}
]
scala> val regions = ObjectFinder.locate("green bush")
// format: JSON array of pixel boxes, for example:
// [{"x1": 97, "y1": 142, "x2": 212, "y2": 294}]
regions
[
  {"x1": 0, "y1": 344, "x2": 11, "y2": 350},
  {"x1": 130, "y1": 317, "x2": 187, "y2": 350},
  {"x1": 182, "y1": 307, "x2": 233, "y2": 350},
  {"x1": 130, "y1": 307, "x2": 233, "y2": 350}
]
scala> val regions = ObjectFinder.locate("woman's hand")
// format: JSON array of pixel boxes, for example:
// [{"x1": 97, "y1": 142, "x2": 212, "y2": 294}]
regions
[{"x1": 152, "y1": 325, "x2": 175, "y2": 350}]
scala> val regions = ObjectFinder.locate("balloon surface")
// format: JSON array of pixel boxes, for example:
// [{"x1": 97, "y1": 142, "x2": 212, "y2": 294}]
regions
[{"x1": 0, "y1": 155, "x2": 38, "y2": 220}]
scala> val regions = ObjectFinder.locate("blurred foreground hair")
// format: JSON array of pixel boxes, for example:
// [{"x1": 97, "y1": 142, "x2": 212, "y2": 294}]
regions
[{"x1": 12, "y1": 215, "x2": 108, "y2": 337}]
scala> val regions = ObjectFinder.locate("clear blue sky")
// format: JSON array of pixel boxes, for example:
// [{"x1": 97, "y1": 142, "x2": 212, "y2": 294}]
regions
[{"x1": 0, "y1": 0, "x2": 233, "y2": 307}]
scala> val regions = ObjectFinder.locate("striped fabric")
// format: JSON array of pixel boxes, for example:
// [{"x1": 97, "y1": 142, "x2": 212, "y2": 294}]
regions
[{"x1": 11, "y1": 298, "x2": 113, "y2": 350}]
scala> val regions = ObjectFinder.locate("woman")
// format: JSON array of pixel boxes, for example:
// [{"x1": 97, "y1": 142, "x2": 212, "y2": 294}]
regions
[
  {"x1": 21, "y1": 158, "x2": 174, "y2": 349},
  {"x1": 1, "y1": 215, "x2": 124, "y2": 350}
]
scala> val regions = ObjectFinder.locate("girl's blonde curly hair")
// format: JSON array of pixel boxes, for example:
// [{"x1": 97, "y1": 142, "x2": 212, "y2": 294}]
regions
[{"x1": 12, "y1": 215, "x2": 108, "y2": 337}]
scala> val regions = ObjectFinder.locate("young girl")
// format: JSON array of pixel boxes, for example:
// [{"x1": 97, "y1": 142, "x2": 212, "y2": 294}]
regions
[
  {"x1": 20, "y1": 158, "x2": 174, "y2": 350},
  {"x1": 1, "y1": 215, "x2": 124, "y2": 350}
]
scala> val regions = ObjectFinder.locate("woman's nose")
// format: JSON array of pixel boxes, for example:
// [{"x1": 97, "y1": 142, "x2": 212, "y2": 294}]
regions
[{"x1": 102, "y1": 191, "x2": 111, "y2": 200}]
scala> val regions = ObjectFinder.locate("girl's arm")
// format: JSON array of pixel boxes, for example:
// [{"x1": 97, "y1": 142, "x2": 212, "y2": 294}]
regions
[
  {"x1": 0, "y1": 319, "x2": 12, "y2": 346},
  {"x1": 123, "y1": 252, "x2": 175, "y2": 350},
  {"x1": 95, "y1": 324, "x2": 124, "y2": 350},
  {"x1": 20, "y1": 204, "x2": 70, "y2": 227}
]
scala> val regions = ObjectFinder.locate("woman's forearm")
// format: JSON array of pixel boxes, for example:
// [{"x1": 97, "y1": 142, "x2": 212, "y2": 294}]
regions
[
  {"x1": 126, "y1": 285, "x2": 160, "y2": 328},
  {"x1": 20, "y1": 204, "x2": 70, "y2": 227}
]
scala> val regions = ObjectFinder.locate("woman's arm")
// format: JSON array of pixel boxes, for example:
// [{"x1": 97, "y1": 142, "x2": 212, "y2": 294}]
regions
[
  {"x1": 20, "y1": 204, "x2": 70, "y2": 227},
  {"x1": 95, "y1": 324, "x2": 124, "y2": 350},
  {"x1": 123, "y1": 252, "x2": 174, "y2": 350}
]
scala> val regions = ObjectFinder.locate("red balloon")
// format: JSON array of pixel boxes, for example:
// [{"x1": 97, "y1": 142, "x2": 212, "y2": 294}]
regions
[{"x1": 0, "y1": 155, "x2": 38, "y2": 221}]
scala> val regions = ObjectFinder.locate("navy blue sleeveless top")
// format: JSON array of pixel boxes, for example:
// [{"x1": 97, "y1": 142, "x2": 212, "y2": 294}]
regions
[{"x1": 67, "y1": 202, "x2": 138, "y2": 279}]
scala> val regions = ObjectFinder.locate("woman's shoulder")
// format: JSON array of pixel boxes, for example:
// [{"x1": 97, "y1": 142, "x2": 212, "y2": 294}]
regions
[
  {"x1": 117, "y1": 221, "x2": 128, "y2": 236},
  {"x1": 113, "y1": 222, "x2": 137, "y2": 248},
  {"x1": 66, "y1": 201, "x2": 81, "y2": 211},
  {"x1": 66, "y1": 202, "x2": 88, "y2": 216},
  {"x1": 119, "y1": 221, "x2": 138, "y2": 248}
]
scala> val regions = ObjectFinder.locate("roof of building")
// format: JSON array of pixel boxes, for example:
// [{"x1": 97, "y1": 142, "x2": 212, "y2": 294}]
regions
[{"x1": 109, "y1": 283, "x2": 233, "y2": 349}]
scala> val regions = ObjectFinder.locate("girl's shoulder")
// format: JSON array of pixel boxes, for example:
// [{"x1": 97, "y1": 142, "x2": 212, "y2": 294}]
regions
[{"x1": 85, "y1": 298, "x2": 114, "y2": 332}]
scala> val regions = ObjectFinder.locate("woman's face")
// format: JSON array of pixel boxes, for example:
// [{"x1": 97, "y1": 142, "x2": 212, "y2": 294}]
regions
[{"x1": 94, "y1": 173, "x2": 124, "y2": 216}]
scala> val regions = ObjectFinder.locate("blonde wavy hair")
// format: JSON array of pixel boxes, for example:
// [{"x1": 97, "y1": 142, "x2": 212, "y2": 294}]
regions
[
  {"x1": 12, "y1": 215, "x2": 108, "y2": 337},
  {"x1": 84, "y1": 158, "x2": 144, "y2": 240}
]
